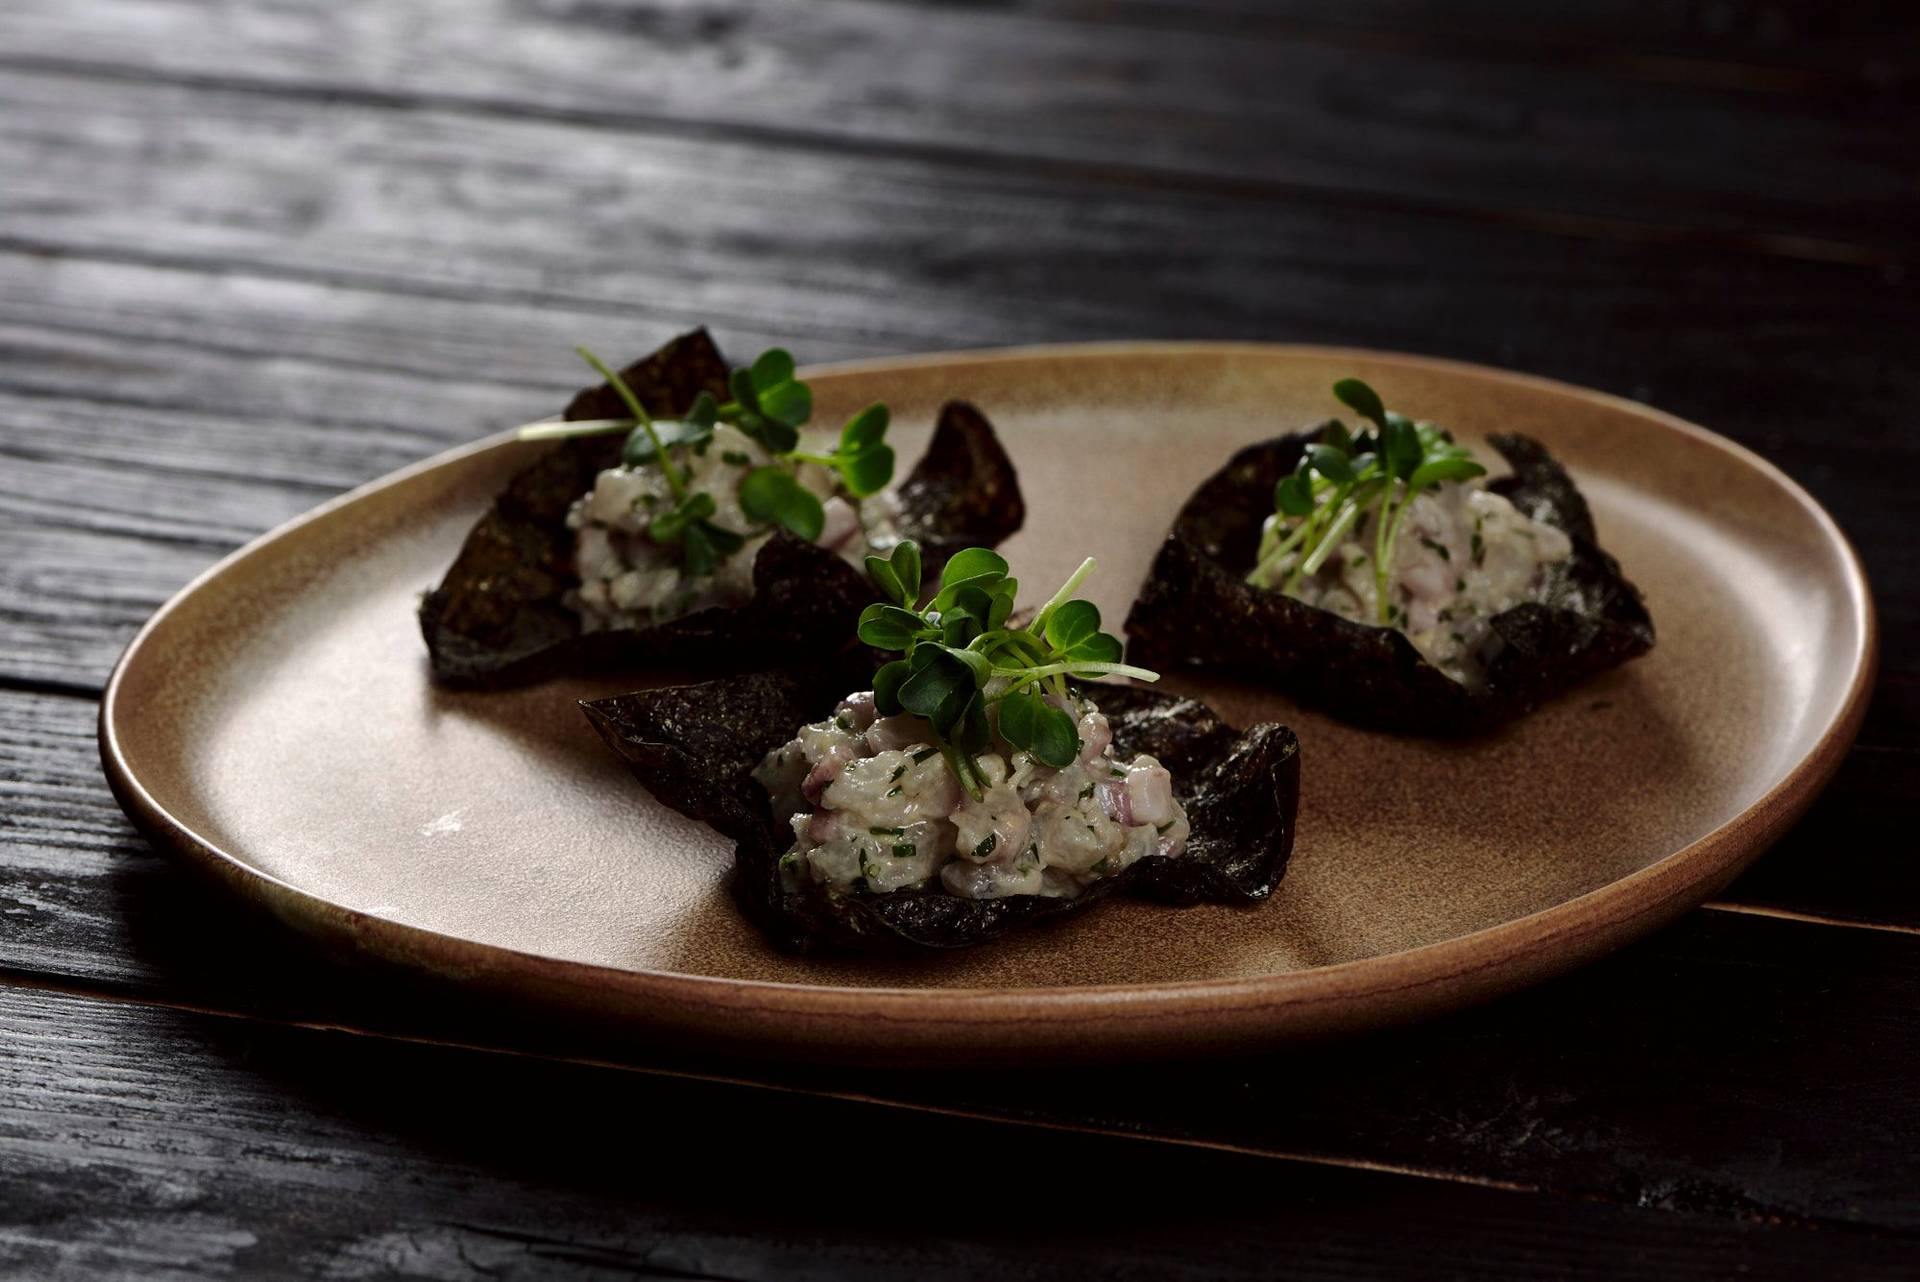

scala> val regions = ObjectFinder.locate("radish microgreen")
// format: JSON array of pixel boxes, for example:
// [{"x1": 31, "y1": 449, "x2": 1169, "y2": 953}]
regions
[
  {"x1": 1247, "y1": 379, "x2": 1486, "y2": 625},
  {"x1": 858, "y1": 541, "x2": 1158, "y2": 799},
  {"x1": 515, "y1": 344, "x2": 896, "y2": 577}
]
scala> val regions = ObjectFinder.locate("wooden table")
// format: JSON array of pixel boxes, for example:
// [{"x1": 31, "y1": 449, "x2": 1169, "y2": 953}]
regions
[{"x1": 3, "y1": 4, "x2": 1914, "y2": 1276}]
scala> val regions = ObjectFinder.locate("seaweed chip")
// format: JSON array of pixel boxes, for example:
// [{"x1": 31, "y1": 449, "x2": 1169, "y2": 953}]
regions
[
  {"x1": 419, "y1": 330, "x2": 1025, "y2": 687},
  {"x1": 1124, "y1": 427, "x2": 1654, "y2": 735},
  {"x1": 580, "y1": 667, "x2": 1301, "y2": 952}
]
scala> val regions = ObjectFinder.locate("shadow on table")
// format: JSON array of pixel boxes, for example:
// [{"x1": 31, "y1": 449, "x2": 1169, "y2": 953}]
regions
[{"x1": 101, "y1": 820, "x2": 1910, "y2": 1248}]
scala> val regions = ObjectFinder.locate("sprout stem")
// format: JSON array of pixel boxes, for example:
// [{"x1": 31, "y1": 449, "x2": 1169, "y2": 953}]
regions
[
  {"x1": 1300, "y1": 496, "x2": 1364, "y2": 577},
  {"x1": 1372, "y1": 483, "x2": 1399, "y2": 622},
  {"x1": 1248, "y1": 519, "x2": 1312, "y2": 588},
  {"x1": 1285, "y1": 478, "x2": 1353, "y2": 591},
  {"x1": 514, "y1": 417, "x2": 636, "y2": 441},
  {"x1": 577, "y1": 347, "x2": 687, "y2": 500},
  {"x1": 1031, "y1": 557, "x2": 1096, "y2": 634},
  {"x1": 1375, "y1": 480, "x2": 1429, "y2": 624},
  {"x1": 1004, "y1": 659, "x2": 1161, "y2": 689}
]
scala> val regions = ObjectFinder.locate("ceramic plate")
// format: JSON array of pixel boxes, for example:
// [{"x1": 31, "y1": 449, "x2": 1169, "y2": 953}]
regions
[{"x1": 100, "y1": 344, "x2": 1875, "y2": 1065}]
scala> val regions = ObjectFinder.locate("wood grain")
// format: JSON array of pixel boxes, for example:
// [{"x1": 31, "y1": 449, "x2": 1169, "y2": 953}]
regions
[
  {"x1": 2, "y1": 1, "x2": 1916, "y2": 1266},
  {"x1": 0, "y1": 65, "x2": 1911, "y2": 689},
  {"x1": 0, "y1": 85, "x2": 1909, "y2": 932},
  {"x1": 8, "y1": 63, "x2": 1906, "y2": 358},
  {"x1": 1003, "y1": 0, "x2": 1920, "y2": 79},
  {"x1": 0, "y1": 2, "x2": 1910, "y2": 258},
  {"x1": 5, "y1": 981, "x2": 1920, "y2": 1280},
  {"x1": 0, "y1": 48, "x2": 1908, "y2": 940},
  {"x1": 7, "y1": 676, "x2": 1920, "y2": 1225}
]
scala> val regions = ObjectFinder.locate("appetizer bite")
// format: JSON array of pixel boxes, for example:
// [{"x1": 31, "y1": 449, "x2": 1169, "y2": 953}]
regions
[
  {"x1": 420, "y1": 330, "x2": 1024, "y2": 686},
  {"x1": 1126, "y1": 379, "x2": 1652, "y2": 734},
  {"x1": 582, "y1": 542, "x2": 1301, "y2": 952}
]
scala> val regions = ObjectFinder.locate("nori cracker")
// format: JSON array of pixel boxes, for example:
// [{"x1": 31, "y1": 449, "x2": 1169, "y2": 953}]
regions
[
  {"x1": 580, "y1": 668, "x2": 1301, "y2": 952},
  {"x1": 1124, "y1": 426, "x2": 1654, "y2": 735},
  {"x1": 419, "y1": 330, "x2": 1026, "y2": 687}
]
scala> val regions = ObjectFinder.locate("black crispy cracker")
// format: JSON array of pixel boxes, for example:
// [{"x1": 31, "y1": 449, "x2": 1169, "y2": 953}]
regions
[
  {"x1": 580, "y1": 671, "x2": 1300, "y2": 953},
  {"x1": 891, "y1": 400, "x2": 1027, "y2": 566},
  {"x1": 1123, "y1": 426, "x2": 1654, "y2": 735},
  {"x1": 419, "y1": 331, "x2": 1026, "y2": 687}
]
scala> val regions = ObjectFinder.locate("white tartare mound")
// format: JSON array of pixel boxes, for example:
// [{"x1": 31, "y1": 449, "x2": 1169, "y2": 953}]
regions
[
  {"x1": 753, "y1": 689, "x2": 1191, "y2": 901},
  {"x1": 1261, "y1": 478, "x2": 1572, "y2": 682},
  {"x1": 565, "y1": 423, "x2": 901, "y2": 630}
]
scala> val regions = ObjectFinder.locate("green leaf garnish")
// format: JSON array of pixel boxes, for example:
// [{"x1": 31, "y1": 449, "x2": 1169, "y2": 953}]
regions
[
  {"x1": 898, "y1": 649, "x2": 973, "y2": 720},
  {"x1": 857, "y1": 603, "x2": 925, "y2": 650},
  {"x1": 677, "y1": 520, "x2": 742, "y2": 577},
  {"x1": 940, "y1": 547, "x2": 1009, "y2": 585},
  {"x1": 739, "y1": 466, "x2": 825, "y2": 542},
  {"x1": 997, "y1": 689, "x2": 1080, "y2": 768},
  {"x1": 1274, "y1": 470, "x2": 1315, "y2": 518},
  {"x1": 1332, "y1": 378, "x2": 1388, "y2": 429},
  {"x1": 815, "y1": 404, "x2": 897, "y2": 498},
  {"x1": 837, "y1": 443, "x2": 894, "y2": 498},
  {"x1": 647, "y1": 491, "x2": 715, "y2": 544},
  {"x1": 521, "y1": 342, "x2": 899, "y2": 580},
  {"x1": 725, "y1": 347, "x2": 811, "y2": 446},
  {"x1": 750, "y1": 348, "x2": 795, "y2": 390},
  {"x1": 622, "y1": 416, "x2": 714, "y2": 467},
  {"x1": 1248, "y1": 378, "x2": 1496, "y2": 626},
  {"x1": 873, "y1": 659, "x2": 911, "y2": 714},
  {"x1": 857, "y1": 542, "x2": 1157, "y2": 798},
  {"x1": 933, "y1": 547, "x2": 1010, "y2": 611},
  {"x1": 1042, "y1": 599, "x2": 1100, "y2": 655},
  {"x1": 1409, "y1": 455, "x2": 1488, "y2": 489},
  {"x1": 1064, "y1": 631, "x2": 1122, "y2": 663},
  {"x1": 840, "y1": 403, "x2": 888, "y2": 451},
  {"x1": 680, "y1": 522, "x2": 718, "y2": 577},
  {"x1": 1305, "y1": 443, "x2": 1356, "y2": 484},
  {"x1": 865, "y1": 557, "x2": 906, "y2": 608},
  {"x1": 890, "y1": 541, "x2": 922, "y2": 603},
  {"x1": 1380, "y1": 416, "x2": 1421, "y2": 481},
  {"x1": 758, "y1": 379, "x2": 812, "y2": 430},
  {"x1": 728, "y1": 367, "x2": 759, "y2": 413}
]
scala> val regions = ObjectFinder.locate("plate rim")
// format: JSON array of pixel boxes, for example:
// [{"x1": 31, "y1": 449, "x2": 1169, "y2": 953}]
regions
[{"x1": 98, "y1": 342, "x2": 1879, "y2": 1052}]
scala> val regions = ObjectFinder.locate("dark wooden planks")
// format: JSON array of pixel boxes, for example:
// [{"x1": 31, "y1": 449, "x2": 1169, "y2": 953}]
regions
[
  {"x1": 0, "y1": 58, "x2": 1911, "y2": 957},
  {"x1": 7, "y1": 681, "x2": 1920, "y2": 1231},
  {"x1": 0, "y1": 116, "x2": 1912, "y2": 931},
  {"x1": 0, "y1": 251, "x2": 867, "y2": 393},
  {"x1": 5, "y1": 984, "x2": 1920, "y2": 1280},
  {"x1": 2, "y1": 66, "x2": 1908, "y2": 401},
  {"x1": 1019, "y1": 0, "x2": 1920, "y2": 80},
  {"x1": 1, "y1": 687, "x2": 394, "y2": 1000},
  {"x1": 3, "y1": 671, "x2": 1902, "y2": 996},
  {"x1": 1722, "y1": 677, "x2": 1919, "y2": 924},
  {"x1": 0, "y1": 1, "x2": 1912, "y2": 257},
  {"x1": 0, "y1": 66, "x2": 1912, "y2": 689},
  {"x1": 927, "y1": 908, "x2": 1920, "y2": 1232},
  {"x1": 0, "y1": 2, "x2": 1911, "y2": 1270}
]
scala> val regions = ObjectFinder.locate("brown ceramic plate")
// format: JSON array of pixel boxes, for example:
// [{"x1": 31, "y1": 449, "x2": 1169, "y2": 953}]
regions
[{"x1": 100, "y1": 344, "x2": 1875, "y2": 1065}]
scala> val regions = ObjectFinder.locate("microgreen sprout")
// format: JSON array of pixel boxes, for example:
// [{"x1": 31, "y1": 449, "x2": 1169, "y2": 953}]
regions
[
  {"x1": 857, "y1": 540, "x2": 1159, "y2": 800},
  {"x1": 514, "y1": 344, "x2": 897, "y2": 577},
  {"x1": 576, "y1": 347, "x2": 687, "y2": 500},
  {"x1": 1247, "y1": 378, "x2": 1486, "y2": 625}
]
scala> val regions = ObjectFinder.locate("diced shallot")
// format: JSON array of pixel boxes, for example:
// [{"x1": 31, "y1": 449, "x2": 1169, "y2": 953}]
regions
[
  {"x1": 802, "y1": 744, "x2": 857, "y2": 804},
  {"x1": 1124, "y1": 763, "x2": 1175, "y2": 827}
]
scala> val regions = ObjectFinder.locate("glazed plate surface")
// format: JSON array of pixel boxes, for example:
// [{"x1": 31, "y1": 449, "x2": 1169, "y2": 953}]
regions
[{"x1": 100, "y1": 344, "x2": 1875, "y2": 1064}]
